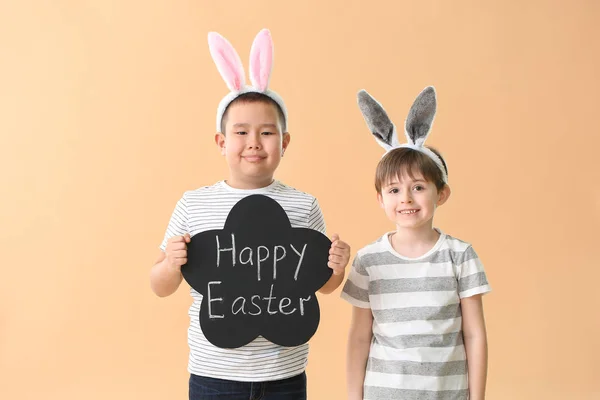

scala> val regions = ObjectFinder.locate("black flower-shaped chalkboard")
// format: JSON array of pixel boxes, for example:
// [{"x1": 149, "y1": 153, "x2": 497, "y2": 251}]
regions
[{"x1": 181, "y1": 194, "x2": 332, "y2": 349}]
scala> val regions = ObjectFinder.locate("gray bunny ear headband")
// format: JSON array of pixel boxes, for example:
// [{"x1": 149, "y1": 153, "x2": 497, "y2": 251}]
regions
[{"x1": 357, "y1": 86, "x2": 448, "y2": 183}]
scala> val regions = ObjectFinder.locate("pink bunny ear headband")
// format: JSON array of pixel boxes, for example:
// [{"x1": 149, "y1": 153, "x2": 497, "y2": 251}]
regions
[{"x1": 208, "y1": 29, "x2": 288, "y2": 133}]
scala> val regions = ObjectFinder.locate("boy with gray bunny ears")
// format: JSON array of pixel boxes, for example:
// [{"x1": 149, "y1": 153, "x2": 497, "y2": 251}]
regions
[{"x1": 341, "y1": 87, "x2": 491, "y2": 400}]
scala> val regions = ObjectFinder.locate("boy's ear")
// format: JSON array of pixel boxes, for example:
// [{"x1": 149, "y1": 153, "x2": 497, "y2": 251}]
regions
[
  {"x1": 215, "y1": 133, "x2": 226, "y2": 155},
  {"x1": 376, "y1": 192, "x2": 385, "y2": 208},
  {"x1": 436, "y1": 184, "x2": 451, "y2": 206},
  {"x1": 281, "y1": 132, "x2": 291, "y2": 155}
]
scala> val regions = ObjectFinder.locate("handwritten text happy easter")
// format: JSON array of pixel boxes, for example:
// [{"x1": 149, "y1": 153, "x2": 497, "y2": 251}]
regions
[{"x1": 205, "y1": 233, "x2": 313, "y2": 319}]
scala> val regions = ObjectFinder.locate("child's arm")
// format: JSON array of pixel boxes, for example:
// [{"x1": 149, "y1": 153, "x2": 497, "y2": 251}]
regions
[
  {"x1": 150, "y1": 233, "x2": 190, "y2": 297},
  {"x1": 308, "y1": 199, "x2": 350, "y2": 294},
  {"x1": 347, "y1": 306, "x2": 373, "y2": 400},
  {"x1": 318, "y1": 272, "x2": 344, "y2": 294},
  {"x1": 461, "y1": 294, "x2": 488, "y2": 400},
  {"x1": 318, "y1": 234, "x2": 351, "y2": 294}
]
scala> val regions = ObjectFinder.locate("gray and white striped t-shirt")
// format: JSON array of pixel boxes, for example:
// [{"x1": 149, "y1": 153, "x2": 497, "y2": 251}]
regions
[
  {"x1": 341, "y1": 230, "x2": 491, "y2": 400},
  {"x1": 160, "y1": 180, "x2": 326, "y2": 382}
]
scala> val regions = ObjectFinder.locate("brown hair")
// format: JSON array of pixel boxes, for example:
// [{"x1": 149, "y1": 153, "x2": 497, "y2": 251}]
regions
[
  {"x1": 220, "y1": 92, "x2": 286, "y2": 134},
  {"x1": 375, "y1": 147, "x2": 448, "y2": 193}
]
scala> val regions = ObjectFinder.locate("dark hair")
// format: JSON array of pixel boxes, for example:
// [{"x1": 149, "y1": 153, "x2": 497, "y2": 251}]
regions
[
  {"x1": 220, "y1": 92, "x2": 286, "y2": 133},
  {"x1": 375, "y1": 146, "x2": 448, "y2": 193}
]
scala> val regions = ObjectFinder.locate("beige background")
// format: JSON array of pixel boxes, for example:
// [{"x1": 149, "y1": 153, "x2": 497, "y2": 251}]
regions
[{"x1": 1, "y1": 1, "x2": 599, "y2": 399}]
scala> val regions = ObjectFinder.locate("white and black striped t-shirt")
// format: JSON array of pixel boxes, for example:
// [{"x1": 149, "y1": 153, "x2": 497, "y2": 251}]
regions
[
  {"x1": 159, "y1": 180, "x2": 326, "y2": 382},
  {"x1": 341, "y1": 230, "x2": 491, "y2": 400}
]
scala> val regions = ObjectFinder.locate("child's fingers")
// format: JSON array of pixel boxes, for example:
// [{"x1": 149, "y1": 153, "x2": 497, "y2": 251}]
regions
[
  {"x1": 329, "y1": 247, "x2": 349, "y2": 257},
  {"x1": 330, "y1": 240, "x2": 349, "y2": 251},
  {"x1": 328, "y1": 262, "x2": 344, "y2": 275},
  {"x1": 169, "y1": 241, "x2": 187, "y2": 251},
  {"x1": 330, "y1": 247, "x2": 350, "y2": 258},
  {"x1": 167, "y1": 236, "x2": 178, "y2": 244},
  {"x1": 173, "y1": 257, "x2": 188, "y2": 266},
  {"x1": 335, "y1": 240, "x2": 350, "y2": 250},
  {"x1": 168, "y1": 235, "x2": 186, "y2": 244},
  {"x1": 328, "y1": 256, "x2": 346, "y2": 267},
  {"x1": 329, "y1": 243, "x2": 347, "y2": 253},
  {"x1": 184, "y1": 233, "x2": 191, "y2": 243},
  {"x1": 329, "y1": 254, "x2": 344, "y2": 264},
  {"x1": 170, "y1": 249, "x2": 186, "y2": 258}
]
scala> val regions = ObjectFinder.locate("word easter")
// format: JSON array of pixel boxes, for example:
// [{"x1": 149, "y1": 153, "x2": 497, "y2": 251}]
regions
[{"x1": 207, "y1": 282, "x2": 311, "y2": 318}]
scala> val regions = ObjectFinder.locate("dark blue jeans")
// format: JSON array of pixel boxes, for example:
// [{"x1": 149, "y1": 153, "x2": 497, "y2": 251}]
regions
[{"x1": 189, "y1": 372, "x2": 307, "y2": 400}]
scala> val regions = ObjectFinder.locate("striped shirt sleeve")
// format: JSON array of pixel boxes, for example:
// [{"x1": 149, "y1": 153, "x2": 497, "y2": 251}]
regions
[
  {"x1": 308, "y1": 198, "x2": 326, "y2": 234},
  {"x1": 340, "y1": 255, "x2": 371, "y2": 308},
  {"x1": 456, "y1": 246, "x2": 491, "y2": 298},
  {"x1": 159, "y1": 194, "x2": 189, "y2": 251}
]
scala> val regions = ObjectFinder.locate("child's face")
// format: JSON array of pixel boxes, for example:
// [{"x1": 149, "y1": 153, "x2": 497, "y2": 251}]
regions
[
  {"x1": 215, "y1": 101, "x2": 290, "y2": 188},
  {"x1": 377, "y1": 172, "x2": 450, "y2": 231}
]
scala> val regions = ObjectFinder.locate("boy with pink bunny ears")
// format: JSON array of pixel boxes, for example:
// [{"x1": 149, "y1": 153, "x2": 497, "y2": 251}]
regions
[{"x1": 150, "y1": 29, "x2": 351, "y2": 399}]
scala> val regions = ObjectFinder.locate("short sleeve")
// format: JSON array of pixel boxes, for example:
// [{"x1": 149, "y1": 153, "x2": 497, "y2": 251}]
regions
[
  {"x1": 159, "y1": 195, "x2": 189, "y2": 251},
  {"x1": 456, "y1": 246, "x2": 491, "y2": 298},
  {"x1": 340, "y1": 255, "x2": 371, "y2": 308},
  {"x1": 308, "y1": 198, "x2": 326, "y2": 234}
]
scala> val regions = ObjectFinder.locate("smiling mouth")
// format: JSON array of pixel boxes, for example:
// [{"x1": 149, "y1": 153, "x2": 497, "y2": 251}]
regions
[
  {"x1": 243, "y1": 156, "x2": 266, "y2": 162},
  {"x1": 398, "y1": 209, "x2": 419, "y2": 214}
]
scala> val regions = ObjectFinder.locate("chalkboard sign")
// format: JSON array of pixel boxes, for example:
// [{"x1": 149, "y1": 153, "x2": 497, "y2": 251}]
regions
[{"x1": 181, "y1": 194, "x2": 333, "y2": 349}]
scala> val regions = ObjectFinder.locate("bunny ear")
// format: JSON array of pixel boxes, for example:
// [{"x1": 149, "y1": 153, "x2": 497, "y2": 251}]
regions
[
  {"x1": 405, "y1": 86, "x2": 437, "y2": 146},
  {"x1": 208, "y1": 32, "x2": 246, "y2": 91},
  {"x1": 249, "y1": 29, "x2": 273, "y2": 91},
  {"x1": 357, "y1": 90, "x2": 397, "y2": 150}
]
